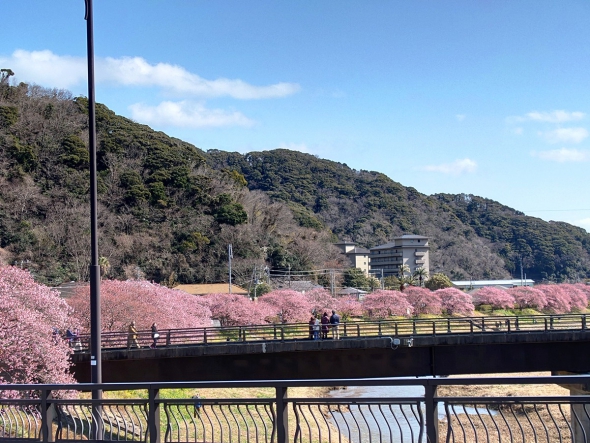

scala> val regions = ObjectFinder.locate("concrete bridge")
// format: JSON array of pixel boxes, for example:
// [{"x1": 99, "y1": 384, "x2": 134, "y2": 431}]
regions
[{"x1": 71, "y1": 313, "x2": 590, "y2": 382}]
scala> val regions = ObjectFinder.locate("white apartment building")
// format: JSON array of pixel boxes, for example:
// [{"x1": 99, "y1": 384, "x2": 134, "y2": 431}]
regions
[
  {"x1": 369, "y1": 235, "x2": 430, "y2": 277},
  {"x1": 334, "y1": 241, "x2": 370, "y2": 275}
]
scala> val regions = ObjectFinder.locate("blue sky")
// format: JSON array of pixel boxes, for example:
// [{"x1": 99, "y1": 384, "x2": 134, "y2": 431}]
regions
[{"x1": 2, "y1": 1, "x2": 590, "y2": 231}]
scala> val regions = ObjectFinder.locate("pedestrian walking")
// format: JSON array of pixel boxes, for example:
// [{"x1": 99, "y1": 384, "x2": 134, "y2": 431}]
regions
[
  {"x1": 127, "y1": 321, "x2": 139, "y2": 349},
  {"x1": 151, "y1": 322, "x2": 159, "y2": 348}
]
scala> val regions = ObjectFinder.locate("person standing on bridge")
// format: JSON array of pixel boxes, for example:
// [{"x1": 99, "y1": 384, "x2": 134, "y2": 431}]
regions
[
  {"x1": 321, "y1": 312, "x2": 330, "y2": 339},
  {"x1": 127, "y1": 321, "x2": 139, "y2": 349},
  {"x1": 330, "y1": 310, "x2": 341, "y2": 340},
  {"x1": 151, "y1": 322, "x2": 159, "y2": 348}
]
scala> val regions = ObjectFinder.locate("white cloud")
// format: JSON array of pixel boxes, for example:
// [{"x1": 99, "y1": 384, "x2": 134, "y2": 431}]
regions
[
  {"x1": 275, "y1": 142, "x2": 310, "y2": 153},
  {"x1": 508, "y1": 110, "x2": 585, "y2": 124},
  {"x1": 0, "y1": 49, "x2": 87, "y2": 89},
  {"x1": 574, "y1": 218, "x2": 590, "y2": 231},
  {"x1": 539, "y1": 127, "x2": 588, "y2": 144},
  {"x1": 532, "y1": 148, "x2": 590, "y2": 163},
  {"x1": 1, "y1": 49, "x2": 300, "y2": 99},
  {"x1": 513, "y1": 127, "x2": 524, "y2": 135},
  {"x1": 422, "y1": 158, "x2": 477, "y2": 175},
  {"x1": 455, "y1": 114, "x2": 466, "y2": 122},
  {"x1": 129, "y1": 101, "x2": 255, "y2": 128}
]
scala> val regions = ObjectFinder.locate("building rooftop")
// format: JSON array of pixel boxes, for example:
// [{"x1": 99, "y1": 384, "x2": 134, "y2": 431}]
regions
[
  {"x1": 346, "y1": 247, "x2": 370, "y2": 254},
  {"x1": 174, "y1": 283, "x2": 248, "y2": 295}
]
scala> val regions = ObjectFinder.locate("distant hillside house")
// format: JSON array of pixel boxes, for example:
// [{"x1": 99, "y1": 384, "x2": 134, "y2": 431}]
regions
[
  {"x1": 174, "y1": 283, "x2": 248, "y2": 296},
  {"x1": 452, "y1": 279, "x2": 534, "y2": 290},
  {"x1": 369, "y1": 235, "x2": 430, "y2": 278},
  {"x1": 334, "y1": 241, "x2": 370, "y2": 275}
]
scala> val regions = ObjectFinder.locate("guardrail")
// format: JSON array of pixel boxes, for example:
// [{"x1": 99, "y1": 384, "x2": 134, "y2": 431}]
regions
[
  {"x1": 69, "y1": 313, "x2": 590, "y2": 352},
  {"x1": 1, "y1": 376, "x2": 589, "y2": 442}
]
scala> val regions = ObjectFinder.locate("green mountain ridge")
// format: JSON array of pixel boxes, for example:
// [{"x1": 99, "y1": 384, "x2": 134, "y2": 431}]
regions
[
  {"x1": 0, "y1": 78, "x2": 589, "y2": 284},
  {"x1": 206, "y1": 149, "x2": 590, "y2": 282}
]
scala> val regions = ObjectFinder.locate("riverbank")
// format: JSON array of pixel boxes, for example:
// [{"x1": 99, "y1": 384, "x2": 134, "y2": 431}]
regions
[{"x1": 436, "y1": 372, "x2": 571, "y2": 442}]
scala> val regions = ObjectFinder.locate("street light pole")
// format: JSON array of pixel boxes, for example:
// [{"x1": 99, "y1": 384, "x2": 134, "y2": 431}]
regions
[{"x1": 84, "y1": 0, "x2": 102, "y2": 391}]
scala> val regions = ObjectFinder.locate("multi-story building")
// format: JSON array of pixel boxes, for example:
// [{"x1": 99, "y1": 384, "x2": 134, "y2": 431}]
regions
[
  {"x1": 369, "y1": 235, "x2": 430, "y2": 278},
  {"x1": 334, "y1": 241, "x2": 370, "y2": 275}
]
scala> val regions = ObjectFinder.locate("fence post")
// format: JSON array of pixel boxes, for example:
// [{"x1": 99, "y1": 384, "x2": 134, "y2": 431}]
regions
[
  {"x1": 41, "y1": 389, "x2": 54, "y2": 442},
  {"x1": 378, "y1": 320, "x2": 382, "y2": 336},
  {"x1": 203, "y1": 329, "x2": 207, "y2": 344},
  {"x1": 583, "y1": 315, "x2": 587, "y2": 330},
  {"x1": 148, "y1": 388, "x2": 161, "y2": 443},
  {"x1": 166, "y1": 330, "x2": 171, "y2": 346},
  {"x1": 425, "y1": 384, "x2": 439, "y2": 443},
  {"x1": 275, "y1": 386, "x2": 289, "y2": 443}
]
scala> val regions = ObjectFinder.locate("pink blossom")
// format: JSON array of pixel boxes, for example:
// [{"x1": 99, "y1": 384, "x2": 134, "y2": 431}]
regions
[
  {"x1": 474, "y1": 287, "x2": 515, "y2": 310},
  {"x1": 536, "y1": 284, "x2": 571, "y2": 314},
  {"x1": 257, "y1": 290, "x2": 314, "y2": 323},
  {"x1": 403, "y1": 286, "x2": 442, "y2": 315},
  {"x1": 202, "y1": 293, "x2": 270, "y2": 326},
  {"x1": 305, "y1": 288, "x2": 337, "y2": 315},
  {"x1": 333, "y1": 296, "x2": 364, "y2": 320},
  {"x1": 435, "y1": 288, "x2": 475, "y2": 316},
  {"x1": 559, "y1": 284, "x2": 588, "y2": 312},
  {"x1": 68, "y1": 280, "x2": 212, "y2": 332},
  {"x1": 0, "y1": 266, "x2": 77, "y2": 393},
  {"x1": 506, "y1": 286, "x2": 548, "y2": 310},
  {"x1": 361, "y1": 290, "x2": 412, "y2": 319},
  {"x1": 573, "y1": 283, "x2": 590, "y2": 305}
]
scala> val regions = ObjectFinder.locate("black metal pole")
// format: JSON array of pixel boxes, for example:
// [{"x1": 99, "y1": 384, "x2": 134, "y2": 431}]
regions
[{"x1": 85, "y1": 0, "x2": 102, "y2": 393}]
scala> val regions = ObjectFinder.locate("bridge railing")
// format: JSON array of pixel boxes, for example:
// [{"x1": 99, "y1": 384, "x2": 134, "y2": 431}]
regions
[
  {"x1": 1, "y1": 375, "x2": 590, "y2": 443},
  {"x1": 72, "y1": 313, "x2": 589, "y2": 352}
]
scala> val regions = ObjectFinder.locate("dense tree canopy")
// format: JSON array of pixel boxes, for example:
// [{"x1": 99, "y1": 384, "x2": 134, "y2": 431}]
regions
[
  {"x1": 67, "y1": 280, "x2": 212, "y2": 331},
  {"x1": 0, "y1": 267, "x2": 76, "y2": 389}
]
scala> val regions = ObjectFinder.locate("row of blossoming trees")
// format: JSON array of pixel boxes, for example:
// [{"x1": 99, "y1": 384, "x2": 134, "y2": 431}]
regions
[{"x1": 2, "y1": 265, "x2": 590, "y2": 387}]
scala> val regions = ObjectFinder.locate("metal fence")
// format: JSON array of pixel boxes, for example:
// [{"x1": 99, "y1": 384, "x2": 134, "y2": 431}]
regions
[
  {"x1": 1, "y1": 375, "x2": 590, "y2": 442},
  {"x1": 69, "y1": 313, "x2": 590, "y2": 352}
]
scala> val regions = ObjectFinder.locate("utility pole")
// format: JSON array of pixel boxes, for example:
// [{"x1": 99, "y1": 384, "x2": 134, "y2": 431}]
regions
[
  {"x1": 84, "y1": 0, "x2": 102, "y2": 438},
  {"x1": 520, "y1": 256, "x2": 524, "y2": 287},
  {"x1": 228, "y1": 244, "x2": 233, "y2": 294},
  {"x1": 288, "y1": 265, "x2": 291, "y2": 288},
  {"x1": 330, "y1": 269, "x2": 335, "y2": 296}
]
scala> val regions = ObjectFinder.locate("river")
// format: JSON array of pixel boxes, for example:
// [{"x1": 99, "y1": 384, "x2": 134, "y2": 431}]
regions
[{"x1": 327, "y1": 380, "x2": 494, "y2": 443}]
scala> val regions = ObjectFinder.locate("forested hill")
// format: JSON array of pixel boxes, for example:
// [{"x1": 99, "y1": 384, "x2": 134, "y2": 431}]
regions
[
  {"x1": 0, "y1": 81, "x2": 342, "y2": 286},
  {"x1": 206, "y1": 149, "x2": 590, "y2": 282},
  {"x1": 1, "y1": 76, "x2": 588, "y2": 285}
]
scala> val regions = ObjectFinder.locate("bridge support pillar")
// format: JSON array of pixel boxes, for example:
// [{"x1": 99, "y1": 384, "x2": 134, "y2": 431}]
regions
[{"x1": 425, "y1": 384, "x2": 439, "y2": 443}]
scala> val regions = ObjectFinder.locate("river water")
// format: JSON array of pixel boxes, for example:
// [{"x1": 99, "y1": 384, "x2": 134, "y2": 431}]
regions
[{"x1": 327, "y1": 380, "x2": 494, "y2": 443}]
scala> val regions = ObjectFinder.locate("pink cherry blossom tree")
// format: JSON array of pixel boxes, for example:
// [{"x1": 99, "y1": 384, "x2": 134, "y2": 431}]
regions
[
  {"x1": 474, "y1": 287, "x2": 515, "y2": 310},
  {"x1": 506, "y1": 286, "x2": 548, "y2": 310},
  {"x1": 361, "y1": 290, "x2": 412, "y2": 319},
  {"x1": 535, "y1": 284, "x2": 571, "y2": 314},
  {"x1": 333, "y1": 296, "x2": 364, "y2": 320},
  {"x1": 435, "y1": 288, "x2": 475, "y2": 316},
  {"x1": 573, "y1": 283, "x2": 590, "y2": 305},
  {"x1": 403, "y1": 286, "x2": 443, "y2": 316},
  {"x1": 0, "y1": 266, "x2": 77, "y2": 392},
  {"x1": 257, "y1": 290, "x2": 314, "y2": 323},
  {"x1": 305, "y1": 288, "x2": 338, "y2": 315},
  {"x1": 68, "y1": 280, "x2": 212, "y2": 332},
  {"x1": 202, "y1": 293, "x2": 270, "y2": 326},
  {"x1": 559, "y1": 284, "x2": 588, "y2": 312}
]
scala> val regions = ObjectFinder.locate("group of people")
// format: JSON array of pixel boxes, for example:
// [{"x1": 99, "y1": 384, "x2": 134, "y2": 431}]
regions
[
  {"x1": 309, "y1": 310, "x2": 341, "y2": 340},
  {"x1": 127, "y1": 321, "x2": 160, "y2": 349}
]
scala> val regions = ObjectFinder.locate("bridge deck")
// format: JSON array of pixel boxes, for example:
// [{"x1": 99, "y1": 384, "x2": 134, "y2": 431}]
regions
[{"x1": 71, "y1": 314, "x2": 590, "y2": 382}]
